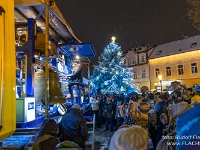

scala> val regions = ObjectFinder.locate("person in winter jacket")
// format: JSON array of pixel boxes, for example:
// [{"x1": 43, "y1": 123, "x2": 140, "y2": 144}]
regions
[
  {"x1": 126, "y1": 100, "x2": 139, "y2": 126},
  {"x1": 147, "y1": 109, "x2": 158, "y2": 149},
  {"x1": 182, "y1": 91, "x2": 192, "y2": 104},
  {"x1": 156, "y1": 131, "x2": 176, "y2": 150},
  {"x1": 26, "y1": 119, "x2": 59, "y2": 150},
  {"x1": 191, "y1": 91, "x2": 200, "y2": 104},
  {"x1": 155, "y1": 113, "x2": 168, "y2": 147},
  {"x1": 103, "y1": 96, "x2": 115, "y2": 132},
  {"x1": 147, "y1": 93, "x2": 155, "y2": 109},
  {"x1": 59, "y1": 104, "x2": 88, "y2": 150},
  {"x1": 156, "y1": 102, "x2": 193, "y2": 150},
  {"x1": 90, "y1": 95, "x2": 100, "y2": 127},
  {"x1": 115, "y1": 101, "x2": 124, "y2": 129},
  {"x1": 154, "y1": 95, "x2": 166, "y2": 116}
]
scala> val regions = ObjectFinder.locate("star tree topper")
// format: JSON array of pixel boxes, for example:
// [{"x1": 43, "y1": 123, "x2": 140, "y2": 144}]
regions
[{"x1": 111, "y1": 36, "x2": 116, "y2": 43}]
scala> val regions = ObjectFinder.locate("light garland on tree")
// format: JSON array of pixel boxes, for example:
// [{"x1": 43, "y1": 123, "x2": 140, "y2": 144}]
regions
[{"x1": 90, "y1": 37, "x2": 138, "y2": 94}]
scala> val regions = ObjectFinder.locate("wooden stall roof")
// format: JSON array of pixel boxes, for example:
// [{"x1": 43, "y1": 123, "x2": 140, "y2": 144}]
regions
[{"x1": 14, "y1": 0, "x2": 81, "y2": 44}]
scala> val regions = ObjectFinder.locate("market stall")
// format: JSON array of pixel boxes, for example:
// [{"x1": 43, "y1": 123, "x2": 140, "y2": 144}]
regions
[{"x1": 14, "y1": 0, "x2": 95, "y2": 127}]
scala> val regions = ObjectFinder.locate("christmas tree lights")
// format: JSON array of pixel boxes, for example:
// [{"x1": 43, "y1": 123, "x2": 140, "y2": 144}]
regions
[{"x1": 90, "y1": 37, "x2": 138, "y2": 94}]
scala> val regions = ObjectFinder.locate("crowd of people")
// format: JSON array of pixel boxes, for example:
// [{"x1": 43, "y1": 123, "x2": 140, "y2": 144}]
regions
[
  {"x1": 25, "y1": 86, "x2": 200, "y2": 150},
  {"x1": 88, "y1": 86, "x2": 200, "y2": 150}
]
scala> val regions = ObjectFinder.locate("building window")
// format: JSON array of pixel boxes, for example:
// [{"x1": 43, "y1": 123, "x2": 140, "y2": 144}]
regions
[
  {"x1": 142, "y1": 70, "x2": 146, "y2": 78},
  {"x1": 132, "y1": 57, "x2": 136, "y2": 64},
  {"x1": 191, "y1": 63, "x2": 198, "y2": 74},
  {"x1": 155, "y1": 68, "x2": 160, "y2": 77},
  {"x1": 190, "y1": 43, "x2": 197, "y2": 48},
  {"x1": 141, "y1": 55, "x2": 145, "y2": 62},
  {"x1": 166, "y1": 66, "x2": 171, "y2": 76},
  {"x1": 128, "y1": 59, "x2": 130, "y2": 65},
  {"x1": 178, "y1": 65, "x2": 184, "y2": 75},
  {"x1": 133, "y1": 72, "x2": 137, "y2": 79}
]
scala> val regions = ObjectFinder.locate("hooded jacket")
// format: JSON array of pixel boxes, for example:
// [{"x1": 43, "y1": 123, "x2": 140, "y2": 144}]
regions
[{"x1": 60, "y1": 108, "x2": 88, "y2": 149}]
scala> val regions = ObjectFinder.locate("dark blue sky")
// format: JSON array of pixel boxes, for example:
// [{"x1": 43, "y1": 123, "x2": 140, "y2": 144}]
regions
[{"x1": 55, "y1": 0, "x2": 198, "y2": 67}]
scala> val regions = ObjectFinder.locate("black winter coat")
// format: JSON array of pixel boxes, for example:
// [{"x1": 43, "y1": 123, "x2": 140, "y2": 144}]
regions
[
  {"x1": 60, "y1": 108, "x2": 88, "y2": 149},
  {"x1": 103, "y1": 102, "x2": 115, "y2": 118}
]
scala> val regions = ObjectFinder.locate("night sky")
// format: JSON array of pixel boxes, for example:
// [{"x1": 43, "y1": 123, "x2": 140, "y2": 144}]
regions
[{"x1": 55, "y1": 0, "x2": 198, "y2": 68}]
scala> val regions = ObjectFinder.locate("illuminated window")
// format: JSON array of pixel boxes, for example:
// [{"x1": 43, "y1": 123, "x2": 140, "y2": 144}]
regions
[
  {"x1": 191, "y1": 63, "x2": 198, "y2": 74},
  {"x1": 155, "y1": 68, "x2": 160, "y2": 77},
  {"x1": 142, "y1": 70, "x2": 146, "y2": 78},
  {"x1": 178, "y1": 65, "x2": 184, "y2": 75},
  {"x1": 133, "y1": 72, "x2": 137, "y2": 79},
  {"x1": 166, "y1": 66, "x2": 171, "y2": 76}
]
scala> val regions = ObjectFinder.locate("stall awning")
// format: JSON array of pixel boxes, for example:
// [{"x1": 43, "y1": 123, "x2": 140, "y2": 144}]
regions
[{"x1": 64, "y1": 43, "x2": 96, "y2": 57}]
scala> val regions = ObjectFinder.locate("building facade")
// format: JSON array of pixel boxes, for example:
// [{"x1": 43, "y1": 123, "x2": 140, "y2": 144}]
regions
[
  {"x1": 149, "y1": 35, "x2": 200, "y2": 90},
  {"x1": 125, "y1": 45, "x2": 155, "y2": 92}
]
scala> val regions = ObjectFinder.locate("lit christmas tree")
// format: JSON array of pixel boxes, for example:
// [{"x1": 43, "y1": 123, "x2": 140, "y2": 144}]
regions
[{"x1": 90, "y1": 37, "x2": 138, "y2": 94}]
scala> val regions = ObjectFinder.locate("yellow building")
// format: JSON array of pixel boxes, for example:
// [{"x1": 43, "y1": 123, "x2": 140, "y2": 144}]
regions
[{"x1": 149, "y1": 35, "x2": 200, "y2": 90}]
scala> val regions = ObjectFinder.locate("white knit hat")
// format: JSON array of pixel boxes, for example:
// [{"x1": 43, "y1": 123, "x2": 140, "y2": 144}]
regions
[
  {"x1": 109, "y1": 128, "x2": 127, "y2": 150},
  {"x1": 109, "y1": 125, "x2": 148, "y2": 150}
]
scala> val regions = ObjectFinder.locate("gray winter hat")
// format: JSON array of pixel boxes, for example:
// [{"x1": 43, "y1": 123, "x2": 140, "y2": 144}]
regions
[
  {"x1": 109, "y1": 125, "x2": 148, "y2": 150},
  {"x1": 72, "y1": 104, "x2": 81, "y2": 110}
]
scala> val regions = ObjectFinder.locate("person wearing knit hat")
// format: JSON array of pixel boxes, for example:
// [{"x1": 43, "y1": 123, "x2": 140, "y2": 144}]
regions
[
  {"x1": 72, "y1": 104, "x2": 81, "y2": 110},
  {"x1": 109, "y1": 125, "x2": 148, "y2": 150}
]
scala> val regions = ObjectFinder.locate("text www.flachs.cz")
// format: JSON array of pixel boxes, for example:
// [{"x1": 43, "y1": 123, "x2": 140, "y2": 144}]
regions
[{"x1": 167, "y1": 141, "x2": 200, "y2": 146}]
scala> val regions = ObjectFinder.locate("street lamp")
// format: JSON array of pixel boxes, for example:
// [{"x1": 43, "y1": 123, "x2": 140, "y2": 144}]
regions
[
  {"x1": 76, "y1": 55, "x2": 80, "y2": 59},
  {"x1": 158, "y1": 74, "x2": 162, "y2": 94}
]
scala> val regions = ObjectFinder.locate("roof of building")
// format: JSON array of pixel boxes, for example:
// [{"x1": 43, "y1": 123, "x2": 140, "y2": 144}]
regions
[
  {"x1": 133, "y1": 45, "x2": 148, "y2": 52},
  {"x1": 124, "y1": 44, "x2": 154, "y2": 55},
  {"x1": 149, "y1": 35, "x2": 200, "y2": 59}
]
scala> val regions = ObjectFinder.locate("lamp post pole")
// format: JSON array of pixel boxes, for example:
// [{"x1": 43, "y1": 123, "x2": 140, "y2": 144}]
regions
[
  {"x1": 158, "y1": 74, "x2": 162, "y2": 94},
  {"x1": 45, "y1": 1, "x2": 49, "y2": 119},
  {"x1": 160, "y1": 80, "x2": 162, "y2": 94}
]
